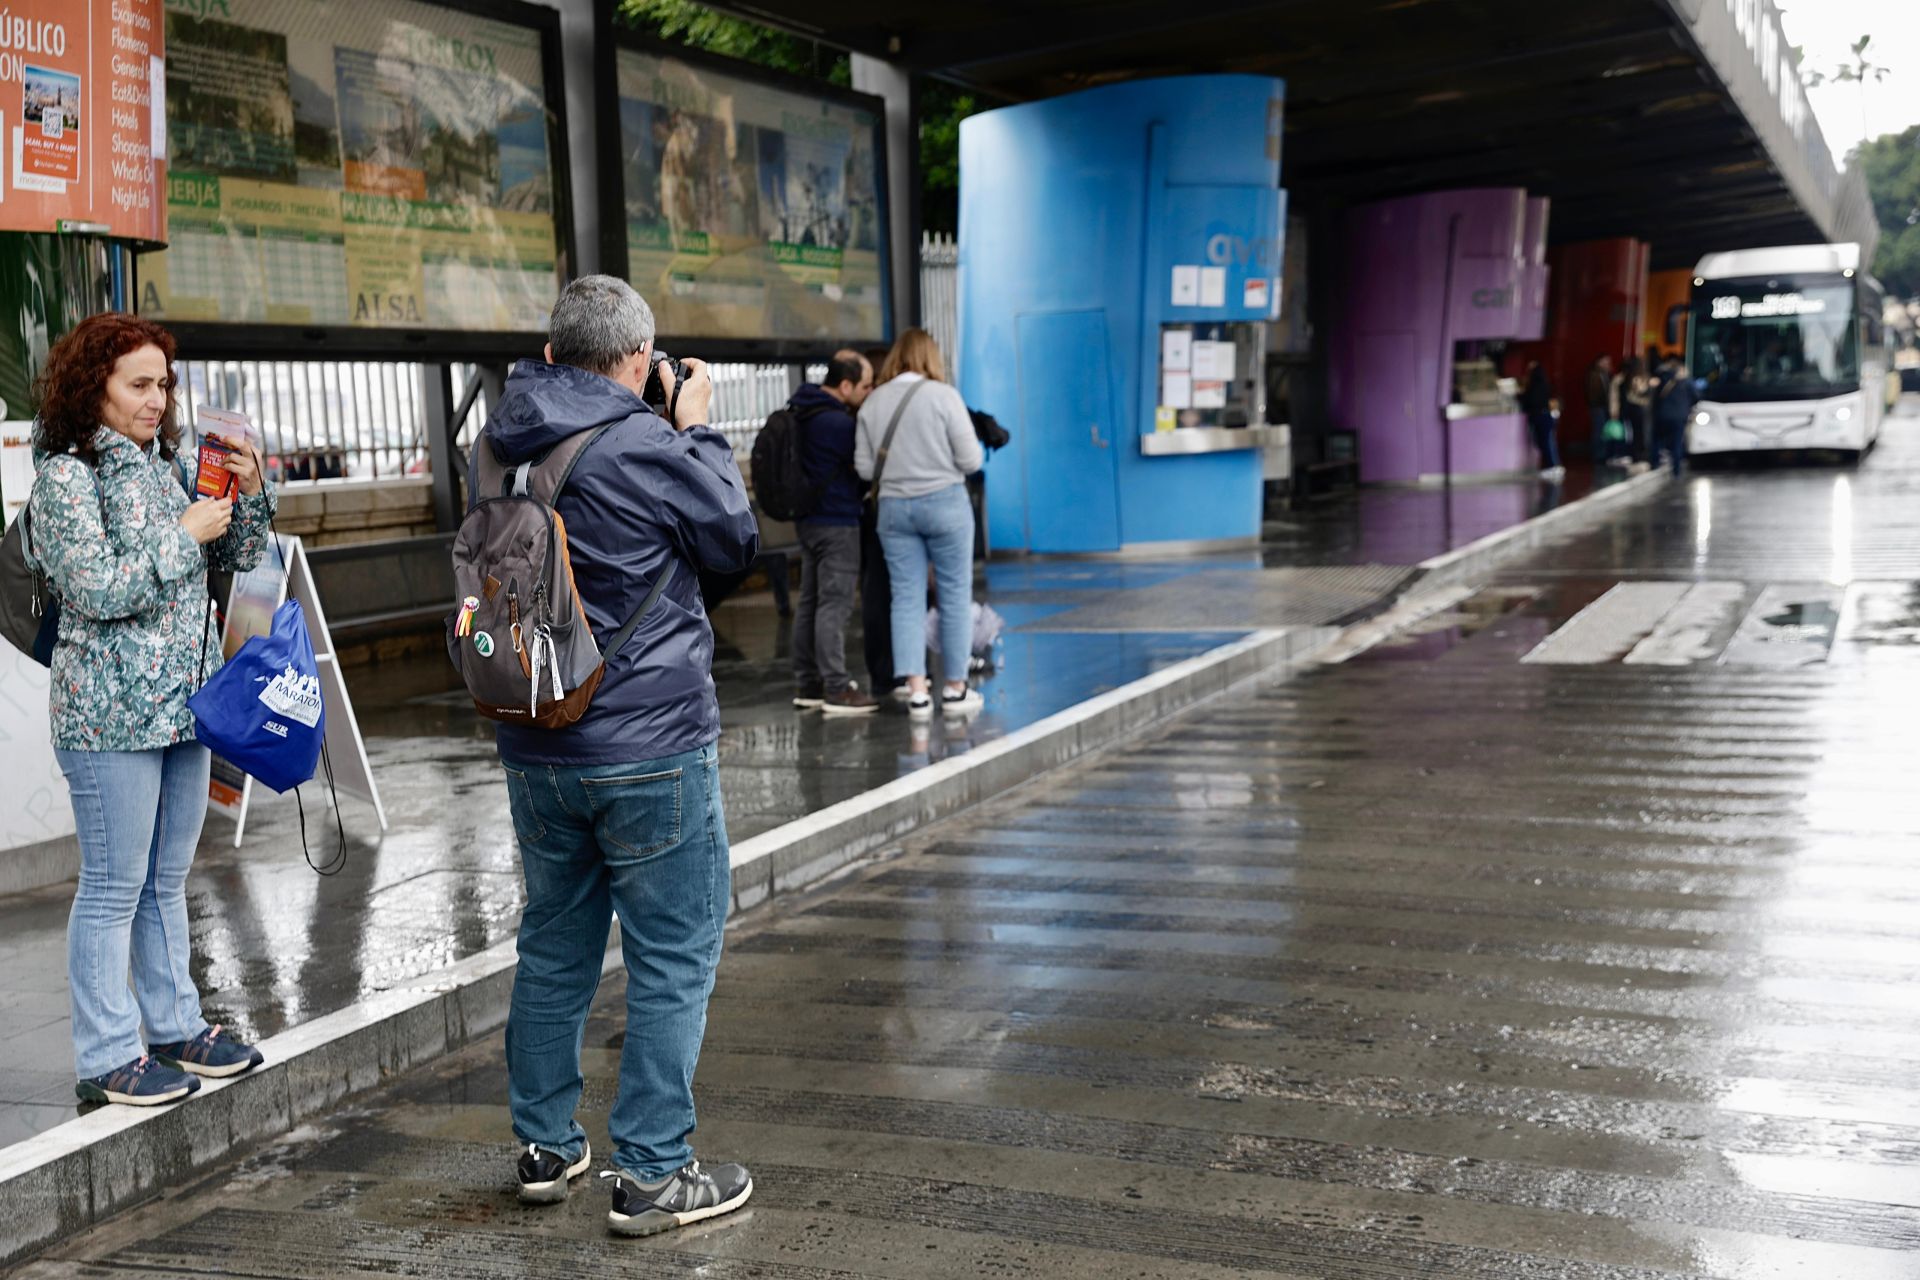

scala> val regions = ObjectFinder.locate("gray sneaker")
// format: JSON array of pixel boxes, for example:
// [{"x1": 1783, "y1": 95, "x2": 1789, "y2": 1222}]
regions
[
  {"x1": 517, "y1": 1141, "x2": 592, "y2": 1204},
  {"x1": 601, "y1": 1159, "x2": 753, "y2": 1236}
]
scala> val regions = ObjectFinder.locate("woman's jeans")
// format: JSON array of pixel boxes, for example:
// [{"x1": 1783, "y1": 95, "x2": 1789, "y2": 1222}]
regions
[
  {"x1": 1528, "y1": 414, "x2": 1561, "y2": 470},
  {"x1": 877, "y1": 484, "x2": 974, "y2": 684},
  {"x1": 500, "y1": 743, "x2": 730, "y2": 1178},
  {"x1": 56, "y1": 742, "x2": 213, "y2": 1079}
]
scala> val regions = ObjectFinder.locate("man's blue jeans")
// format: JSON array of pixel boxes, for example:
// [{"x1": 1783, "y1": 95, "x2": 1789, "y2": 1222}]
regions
[
  {"x1": 56, "y1": 742, "x2": 213, "y2": 1079},
  {"x1": 877, "y1": 483, "x2": 974, "y2": 684},
  {"x1": 500, "y1": 743, "x2": 730, "y2": 1178}
]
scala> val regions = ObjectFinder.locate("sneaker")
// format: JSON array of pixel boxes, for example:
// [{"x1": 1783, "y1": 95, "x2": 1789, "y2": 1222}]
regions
[
  {"x1": 907, "y1": 691, "x2": 934, "y2": 720},
  {"x1": 820, "y1": 684, "x2": 879, "y2": 715},
  {"x1": 887, "y1": 683, "x2": 914, "y2": 703},
  {"x1": 150, "y1": 1024, "x2": 264, "y2": 1078},
  {"x1": 76, "y1": 1055, "x2": 200, "y2": 1106},
  {"x1": 941, "y1": 684, "x2": 984, "y2": 716},
  {"x1": 792, "y1": 682, "x2": 825, "y2": 710},
  {"x1": 517, "y1": 1140, "x2": 592, "y2": 1204},
  {"x1": 602, "y1": 1160, "x2": 753, "y2": 1237}
]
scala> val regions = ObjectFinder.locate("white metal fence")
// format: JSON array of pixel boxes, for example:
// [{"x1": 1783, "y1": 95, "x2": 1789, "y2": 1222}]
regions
[
  {"x1": 920, "y1": 231, "x2": 959, "y2": 386},
  {"x1": 179, "y1": 236, "x2": 955, "y2": 483}
]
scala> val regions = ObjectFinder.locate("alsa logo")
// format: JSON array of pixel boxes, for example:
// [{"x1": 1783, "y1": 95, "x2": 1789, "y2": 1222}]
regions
[{"x1": 256, "y1": 666, "x2": 323, "y2": 728}]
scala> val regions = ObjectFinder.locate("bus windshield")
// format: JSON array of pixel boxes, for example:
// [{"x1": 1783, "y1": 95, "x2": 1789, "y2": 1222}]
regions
[{"x1": 1690, "y1": 277, "x2": 1858, "y2": 403}]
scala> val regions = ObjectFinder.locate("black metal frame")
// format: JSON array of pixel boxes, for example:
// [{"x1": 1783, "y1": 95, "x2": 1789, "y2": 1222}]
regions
[
  {"x1": 153, "y1": 0, "x2": 577, "y2": 363},
  {"x1": 593, "y1": 16, "x2": 896, "y2": 361}
]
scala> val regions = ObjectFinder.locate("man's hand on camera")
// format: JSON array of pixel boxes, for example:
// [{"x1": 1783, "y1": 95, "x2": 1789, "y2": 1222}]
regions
[{"x1": 659, "y1": 357, "x2": 713, "y2": 432}]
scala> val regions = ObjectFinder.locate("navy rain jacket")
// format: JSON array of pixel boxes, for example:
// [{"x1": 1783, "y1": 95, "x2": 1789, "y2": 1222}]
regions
[
  {"x1": 477, "y1": 359, "x2": 759, "y2": 766},
  {"x1": 788, "y1": 382, "x2": 863, "y2": 527}
]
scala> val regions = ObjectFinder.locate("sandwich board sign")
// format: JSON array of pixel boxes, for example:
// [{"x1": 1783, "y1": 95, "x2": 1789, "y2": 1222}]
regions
[{"x1": 207, "y1": 534, "x2": 387, "y2": 845}]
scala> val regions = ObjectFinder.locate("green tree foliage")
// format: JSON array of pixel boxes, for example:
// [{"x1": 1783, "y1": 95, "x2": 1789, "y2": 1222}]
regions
[
  {"x1": 618, "y1": 0, "x2": 849, "y2": 84},
  {"x1": 1857, "y1": 126, "x2": 1920, "y2": 299}
]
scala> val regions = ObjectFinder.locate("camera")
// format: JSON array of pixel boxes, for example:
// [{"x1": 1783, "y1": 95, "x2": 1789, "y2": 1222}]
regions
[{"x1": 643, "y1": 350, "x2": 688, "y2": 417}]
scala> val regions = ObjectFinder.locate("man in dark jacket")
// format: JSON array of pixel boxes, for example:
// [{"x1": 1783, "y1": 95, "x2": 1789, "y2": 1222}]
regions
[
  {"x1": 787, "y1": 350, "x2": 875, "y2": 712},
  {"x1": 1651, "y1": 357, "x2": 1698, "y2": 477},
  {"x1": 475, "y1": 274, "x2": 759, "y2": 1235}
]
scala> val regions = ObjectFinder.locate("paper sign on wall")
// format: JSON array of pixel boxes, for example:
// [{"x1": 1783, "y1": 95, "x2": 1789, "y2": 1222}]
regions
[
  {"x1": 1191, "y1": 340, "x2": 1236, "y2": 381},
  {"x1": 1161, "y1": 329, "x2": 1192, "y2": 371},
  {"x1": 1244, "y1": 278, "x2": 1270, "y2": 310},
  {"x1": 1171, "y1": 265, "x2": 1199, "y2": 306},
  {"x1": 1162, "y1": 373, "x2": 1193, "y2": 409},
  {"x1": 1192, "y1": 381, "x2": 1227, "y2": 409},
  {"x1": 1154, "y1": 406, "x2": 1176, "y2": 433},
  {"x1": 1198, "y1": 267, "x2": 1226, "y2": 308}
]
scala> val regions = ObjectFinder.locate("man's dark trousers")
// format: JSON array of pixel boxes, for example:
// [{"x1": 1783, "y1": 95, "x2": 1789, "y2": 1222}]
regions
[
  {"x1": 859, "y1": 507, "x2": 893, "y2": 692},
  {"x1": 793, "y1": 522, "x2": 861, "y2": 692}
]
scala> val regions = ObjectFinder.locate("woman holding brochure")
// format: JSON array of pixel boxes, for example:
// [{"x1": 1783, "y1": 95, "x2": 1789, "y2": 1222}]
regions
[{"x1": 27, "y1": 313, "x2": 277, "y2": 1106}]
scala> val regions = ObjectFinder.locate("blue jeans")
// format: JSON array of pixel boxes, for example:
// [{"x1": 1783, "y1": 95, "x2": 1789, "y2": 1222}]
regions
[
  {"x1": 56, "y1": 742, "x2": 213, "y2": 1078},
  {"x1": 877, "y1": 483, "x2": 974, "y2": 683},
  {"x1": 1655, "y1": 419, "x2": 1688, "y2": 475},
  {"x1": 1528, "y1": 414, "x2": 1561, "y2": 470},
  {"x1": 500, "y1": 742, "x2": 730, "y2": 1178}
]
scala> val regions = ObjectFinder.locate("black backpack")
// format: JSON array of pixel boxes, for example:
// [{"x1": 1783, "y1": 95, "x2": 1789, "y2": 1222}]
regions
[
  {"x1": 0, "y1": 456, "x2": 105, "y2": 666},
  {"x1": 749, "y1": 403, "x2": 824, "y2": 522}
]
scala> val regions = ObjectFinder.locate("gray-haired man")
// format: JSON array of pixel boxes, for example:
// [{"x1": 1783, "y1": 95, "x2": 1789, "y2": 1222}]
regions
[{"x1": 474, "y1": 274, "x2": 759, "y2": 1235}]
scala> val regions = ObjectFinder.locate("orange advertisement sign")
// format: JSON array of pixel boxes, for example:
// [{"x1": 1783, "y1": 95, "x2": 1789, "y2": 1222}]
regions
[{"x1": 0, "y1": 0, "x2": 167, "y2": 241}]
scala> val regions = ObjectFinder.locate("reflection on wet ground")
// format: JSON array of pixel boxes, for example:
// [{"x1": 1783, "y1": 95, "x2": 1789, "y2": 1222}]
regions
[
  {"x1": 19, "y1": 419, "x2": 1920, "y2": 1275},
  {"x1": 1, "y1": 458, "x2": 1613, "y2": 1149}
]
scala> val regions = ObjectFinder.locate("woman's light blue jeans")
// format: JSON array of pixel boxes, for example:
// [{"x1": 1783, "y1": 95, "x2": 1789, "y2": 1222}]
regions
[
  {"x1": 877, "y1": 483, "x2": 974, "y2": 684},
  {"x1": 55, "y1": 742, "x2": 213, "y2": 1078}
]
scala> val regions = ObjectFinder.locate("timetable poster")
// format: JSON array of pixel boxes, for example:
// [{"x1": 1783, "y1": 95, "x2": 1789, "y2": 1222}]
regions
[
  {"x1": 141, "y1": 0, "x2": 560, "y2": 335},
  {"x1": 616, "y1": 48, "x2": 886, "y2": 345}
]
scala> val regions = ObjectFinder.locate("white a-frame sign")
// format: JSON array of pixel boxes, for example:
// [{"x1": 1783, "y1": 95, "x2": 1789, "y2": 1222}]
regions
[{"x1": 206, "y1": 535, "x2": 388, "y2": 845}]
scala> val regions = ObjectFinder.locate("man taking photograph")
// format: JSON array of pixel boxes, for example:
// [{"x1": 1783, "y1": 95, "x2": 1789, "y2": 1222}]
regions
[{"x1": 473, "y1": 274, "x2": 759, "y2": 1236}]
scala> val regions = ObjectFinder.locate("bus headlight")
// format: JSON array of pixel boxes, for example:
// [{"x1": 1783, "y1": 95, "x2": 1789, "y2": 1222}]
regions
[
  {"x1": 1694, "y1": 411, "x2": 1712, "y2": 427},
  {"x1": 1833, "y1": 405, "x2": 1853, "y2": 422}
]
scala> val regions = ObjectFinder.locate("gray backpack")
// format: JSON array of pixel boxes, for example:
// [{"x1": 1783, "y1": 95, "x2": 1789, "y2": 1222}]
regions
[{"x1": 448, "y1": 426, "x2": 674, "y2": 728}]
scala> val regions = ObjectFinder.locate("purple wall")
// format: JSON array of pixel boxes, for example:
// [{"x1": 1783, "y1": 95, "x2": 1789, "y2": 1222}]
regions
[{"x1": 1329, "y1": 187, "x2": 1550, "y2": 484}]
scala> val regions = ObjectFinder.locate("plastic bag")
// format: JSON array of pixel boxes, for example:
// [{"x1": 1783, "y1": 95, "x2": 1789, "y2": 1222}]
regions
[
  {"x1": 1603, "y1": 418, "x2": 1630, "y2": 443},
  {"x1": 926, "y1": 600, "x2": 1007, "y2": 659},
  {"x1": 188, "y1": 599, "x2": 324, "y2": 794}
]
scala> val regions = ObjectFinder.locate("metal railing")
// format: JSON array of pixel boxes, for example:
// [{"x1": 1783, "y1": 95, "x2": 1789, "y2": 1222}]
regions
[
  {"x1": 920, "y1": 231, "x2": 960, "y2": 386},
  {"x1": 179, "y1": 359, "x2": 431, "y2": 482}
]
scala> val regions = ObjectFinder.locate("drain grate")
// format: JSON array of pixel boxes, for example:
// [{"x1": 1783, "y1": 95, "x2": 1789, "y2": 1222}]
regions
[{"x1": 1015, "y1": 565, "x2": 1419, "y2": 632}]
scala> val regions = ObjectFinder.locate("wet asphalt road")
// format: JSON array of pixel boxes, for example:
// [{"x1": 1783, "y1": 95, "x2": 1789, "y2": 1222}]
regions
[{"x1": 15, "y1": 417, "x2": 1920, "y2": 1277}]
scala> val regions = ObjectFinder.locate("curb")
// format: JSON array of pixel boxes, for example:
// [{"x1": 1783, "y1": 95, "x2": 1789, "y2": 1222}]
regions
[{"x1": 0, "y1": 465, "x2": 1673, "y2": 1269}]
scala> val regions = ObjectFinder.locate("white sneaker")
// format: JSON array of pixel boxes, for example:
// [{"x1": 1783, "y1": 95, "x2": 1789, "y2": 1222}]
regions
[
  {"x1": 941, "y1": 684, "x2": 984, "y2": 717},
  {"x1": 907, "y1": 692, "x2": 934, "y2": 720}
]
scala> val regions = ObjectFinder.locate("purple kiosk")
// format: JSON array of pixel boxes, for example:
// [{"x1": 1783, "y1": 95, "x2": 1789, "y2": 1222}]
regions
[{"x1": 1329, "y1": 188, "x2": 1549, "y2": 485}]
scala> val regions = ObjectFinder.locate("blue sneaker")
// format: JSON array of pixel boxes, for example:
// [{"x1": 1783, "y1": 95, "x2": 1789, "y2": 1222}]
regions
[
  {"x1": 150, "y1": 1024, "x2": 264, "y2": 1079},
  {"x1": 77, "y1": 1055, "x2": 200, "y2": 1106}
]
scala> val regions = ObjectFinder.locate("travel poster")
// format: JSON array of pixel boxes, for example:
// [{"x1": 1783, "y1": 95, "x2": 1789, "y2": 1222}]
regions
[
  {"x1": 141, "y1": 0, "x2": 561, "y2": 336},
  {"x1": 616, "y1": 48, "x2": 887, "y2": 344},
  {"x1": 0, "y1": 0, "x2": 166, "y2": 241}
]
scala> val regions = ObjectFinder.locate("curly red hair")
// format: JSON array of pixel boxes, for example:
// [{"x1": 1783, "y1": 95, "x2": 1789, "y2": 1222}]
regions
[{"x1": 34, "y1": 313, "x2": 182, "y2": 465}]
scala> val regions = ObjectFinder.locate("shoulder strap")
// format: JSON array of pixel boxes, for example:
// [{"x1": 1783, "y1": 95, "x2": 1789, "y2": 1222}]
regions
[
  {"x1": 603, "y1": 559, "x2": 676, "y2": 661},
  {"x1": 869, "y1": 380, "x2": 929, "y2": 494},
  {"x1": 475, "y1": 425, "x2": 611, "y2": 506}
]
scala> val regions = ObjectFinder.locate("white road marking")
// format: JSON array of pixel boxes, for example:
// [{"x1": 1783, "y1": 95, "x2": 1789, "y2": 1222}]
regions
[
  {"x1": 1623, "y1": 582, "x2": 1749, "y2": 666},
  {"x1": 1521, "y1": 582, "x2": 1691, "y2": 665}
]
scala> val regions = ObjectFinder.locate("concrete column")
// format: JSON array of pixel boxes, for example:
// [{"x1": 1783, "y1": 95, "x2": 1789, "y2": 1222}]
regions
[
  {"x1": 850, "y1": 53, "x2": 919, "y2": 335},
  {"x1": 551, "y1": 0, "x2": 601, "y2": 278}
]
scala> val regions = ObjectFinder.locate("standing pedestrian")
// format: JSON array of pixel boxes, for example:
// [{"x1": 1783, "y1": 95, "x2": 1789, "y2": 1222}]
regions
[
  {"x1": 1520, "y1": 361, "x2": 1563, "y2": 479},
  {"x1": 1652, "y1": 357, "x2": 1697, "y2": 477},
  {"x1": 1622, "y1": 356, "x2": 1653, "y2": 466},
  {"x1": 1585, "y1": 354, "x2": 1616, "y2": 464},
  {"x1": 27, "y1": 313, "x2": 276, "y2": 1106},
  {"x1": 787, "y1": 350, "x2": 877, "y2": 713},
  {"x1": 856, "y1": 329, "x2": 984, "y2": 720},
  {"x1": 858, "y1": 345, "x2": 898, "y2": 698},
  {"x1": 473, "y1": 276, "x2": 759, "y2": 1236}
]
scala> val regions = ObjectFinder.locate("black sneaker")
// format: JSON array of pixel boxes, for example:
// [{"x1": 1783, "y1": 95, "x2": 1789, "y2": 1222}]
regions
[
  {"x1": 518, "y1": 1140, "x2": 592, "y2": 1204},
  {"x1": 792, "y1": 682, "x2": 825, "y2": 710},
  {"x1": 601, "y1": 1159, "x2": 753, "y2": 1236}
]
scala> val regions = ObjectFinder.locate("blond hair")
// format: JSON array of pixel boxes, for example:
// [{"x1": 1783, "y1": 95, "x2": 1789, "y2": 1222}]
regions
[{"x1": 879, "y1": 328, "x2": 945, "y2": 384}]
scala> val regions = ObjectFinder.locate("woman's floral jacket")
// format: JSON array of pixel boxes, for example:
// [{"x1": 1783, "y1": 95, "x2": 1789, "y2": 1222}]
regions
[{"x1": 27, "y1": 427, "x2": 277, "y2": 752}]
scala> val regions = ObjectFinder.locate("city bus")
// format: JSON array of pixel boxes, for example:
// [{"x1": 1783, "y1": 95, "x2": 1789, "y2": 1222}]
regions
[{"x1": 1685, "y1": 243, "x2": 1895, "y2": 459}]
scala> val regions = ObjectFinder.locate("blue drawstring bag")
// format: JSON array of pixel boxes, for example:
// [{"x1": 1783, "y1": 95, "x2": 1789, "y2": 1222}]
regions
[{"x1": 189, "y1": 598, "x2": 324, "y2": 794}]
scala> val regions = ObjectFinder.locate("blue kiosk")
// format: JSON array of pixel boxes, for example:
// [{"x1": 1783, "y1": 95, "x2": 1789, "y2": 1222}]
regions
[{"x1": 960, "y1": 75, "x2": 1289, "y2": 555}]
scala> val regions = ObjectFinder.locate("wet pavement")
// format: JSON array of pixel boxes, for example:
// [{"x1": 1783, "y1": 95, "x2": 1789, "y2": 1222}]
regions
[
  {"x1": 15, "y1": 420, "x2": 1920, "y2": 1274},
  {"x1": 15, "y1": 416, "x2": 1920, "y2": 1275},
  {"x1": 0, "y1": 461, "x2": 1630, "y2": 1154}
]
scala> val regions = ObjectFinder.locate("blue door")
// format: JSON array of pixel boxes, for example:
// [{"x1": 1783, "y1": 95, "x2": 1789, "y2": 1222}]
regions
[{"x1": 1016, "y1": 309, "x2": 1122, "y2": 552}]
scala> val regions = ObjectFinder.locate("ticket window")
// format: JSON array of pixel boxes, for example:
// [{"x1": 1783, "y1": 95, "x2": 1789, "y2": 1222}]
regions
[{"x1": 1158, "y1": 322, "x2": 1269, "y2": 430}]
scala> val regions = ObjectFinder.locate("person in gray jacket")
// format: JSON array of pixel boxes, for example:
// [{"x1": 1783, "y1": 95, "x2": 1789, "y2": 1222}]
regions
[{"x1": 854, "y1": 328, "x2": 984, "y2": 719}]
